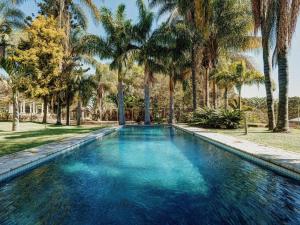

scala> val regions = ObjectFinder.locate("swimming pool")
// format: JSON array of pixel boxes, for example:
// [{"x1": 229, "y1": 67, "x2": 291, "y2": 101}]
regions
[{"x1": 0, "y1": 126, "x2": 300, "y2": 224}]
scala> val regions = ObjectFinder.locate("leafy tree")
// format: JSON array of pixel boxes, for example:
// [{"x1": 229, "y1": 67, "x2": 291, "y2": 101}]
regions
[{"x1": 12, "y1": 15, "x2": 64, "y2": 123}]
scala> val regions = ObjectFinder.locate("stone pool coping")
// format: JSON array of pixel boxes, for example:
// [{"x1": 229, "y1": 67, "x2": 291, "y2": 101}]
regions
[
  {"x1": 0, "y1": 126, "x2": 121, "y2": 183},
  {"x1": 173, "y1": 124, "x2": 300, "y2": 180}
]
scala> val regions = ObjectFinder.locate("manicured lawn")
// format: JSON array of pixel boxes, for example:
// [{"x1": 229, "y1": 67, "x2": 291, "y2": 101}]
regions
[
  {"x1": 207, "y1": 127, "x2": 300, "y2": 153},
  {"x1": 0, "y1": 122, "x2": 107, "y2": 157}
]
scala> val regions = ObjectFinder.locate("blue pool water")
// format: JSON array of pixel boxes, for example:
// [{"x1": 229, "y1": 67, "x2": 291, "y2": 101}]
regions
[{"x1": 0, "y1": 126, "x2": 300, "y2": 225}]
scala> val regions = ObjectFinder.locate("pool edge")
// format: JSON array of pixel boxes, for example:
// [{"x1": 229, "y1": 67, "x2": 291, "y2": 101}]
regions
[
  {"x1": 173, "y1": 124, "x2": 300, "y2": 181},
  {"x1": 0, "y1": 126, "x2": 122, "y2": 183}
]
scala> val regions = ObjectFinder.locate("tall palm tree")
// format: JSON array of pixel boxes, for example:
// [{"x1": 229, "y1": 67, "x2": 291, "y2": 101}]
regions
[
  {"x1": 273, "y1": 0, "x2": 300, "y2": 132},
  {"x1": 251, "y1": 0, "x2": 276, "y2": 130},
  {"x1": 132, "y1": 0, "x2": 167, "y2": 125},
  {"x1": 87, "y1": 5, "x2": 134, "y2": 125},
  {"x1": 200, "y1": 0, "x2": 260, "y2": 108},
  {"x1": 156, "y1": 22, "x2": 191, "y2": 124},
  {"x1": 150, "y1": 0, "x2": 200, "y2": 111}
]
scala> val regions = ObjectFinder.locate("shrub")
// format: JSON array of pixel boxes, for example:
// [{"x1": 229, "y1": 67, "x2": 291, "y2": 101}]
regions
[{"x1": 189, "y1": 108, "x2": 242, "y2": 129}]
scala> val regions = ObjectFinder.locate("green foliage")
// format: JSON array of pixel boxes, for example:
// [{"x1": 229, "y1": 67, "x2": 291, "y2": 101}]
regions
[
  {"x1": 188, "y1": 108, "x2": 242, "y2": 129},
  {"x1": 11, "y1": 15, "x2": 65, "y2": 98}
]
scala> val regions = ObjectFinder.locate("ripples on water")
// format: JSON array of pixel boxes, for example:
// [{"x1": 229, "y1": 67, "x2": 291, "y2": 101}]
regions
[{"x1": 0, "y1": 126, "x2": 300, "y2": 225}]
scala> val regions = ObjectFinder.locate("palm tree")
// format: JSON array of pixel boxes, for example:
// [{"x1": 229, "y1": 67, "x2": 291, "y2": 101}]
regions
[
  {"x1": 157, "y1": 23, "x2": 191, "y2": 124},
  {"x1": 251, "y1": 0, "x2": 276, "y2": 130},
  {"x1": 87, "y1": 5, "x2": 134, "y2": 125},
  {"x1": 132, "y1": 0, "x2": 168, "y2": 125},
  {"x1": 72, "y1": 69, "x2": 96, "y2": 126},
  {"x1": 212, "y1": 65, "x2": 236, "y2": 111},
  {"x1": 200, "y1": 0, "x2": 260, "y2": 108},
  {"x1": 0, "y1": 58, "x2": 26, "y2": 131},
  {"x1": 273, "y1": 0, "x2": 300, "y2": 132},
  {"x1": 233, "y1": 61, "x2": 264, "y2": 110},
  {"x1": 0, "y1": 2, "x2": 24, "y2": 36},
  {"x1": 150, "y1": 0, "x2": 200, "y2": 111}
]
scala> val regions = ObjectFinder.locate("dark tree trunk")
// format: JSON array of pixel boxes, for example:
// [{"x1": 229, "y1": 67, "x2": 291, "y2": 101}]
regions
[
  {"x1": 275, "y1": 46, "x2": 289, "y2": 132},
  {"x1": 42, "y1": 95, "x2": 48, "y2": 124},
  {"x1": 212, "y1": 80, "x2": 217, "y2": 109},
  {"x1": 56, "y1": 95, "x2": 62, "y2": 125},
  {"x1": 191, "y1": 47, "x2": 197, "y2": 111},
  {"x1": 205, "y1": 68, "x2": 210, "y2": 108},
  {"x1": 262, "y1": 41, "x2": 276, "y2": 130},
  {"x1": 77, "y1": 95, "x2": 82, "y2": 126},
  {"x1": 144, "y1": 65, "x2": 151, "y2": 125},
  {"x1": 224, "y1": 87, "x2": 228, "y2": 111},
  {"x1": 66, "y1": 91, "x2": 71, "y2": 126},
  {"x1": 12, "y1": 90, "x2": 19, "y2": 131},
  {"x1": 118, "y1": 80, "x2": 125, "y2": 125},
  {"x1": 168, "y1": 77, "x2": 175, "y2": 124}
]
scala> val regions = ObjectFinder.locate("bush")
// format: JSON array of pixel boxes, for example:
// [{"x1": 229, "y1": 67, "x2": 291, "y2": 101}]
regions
[{"x1": 189, "y1": 108, "x2": 242, "y2": 129}]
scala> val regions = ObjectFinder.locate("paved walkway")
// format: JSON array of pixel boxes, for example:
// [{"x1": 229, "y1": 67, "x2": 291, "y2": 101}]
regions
[
  {"x1": 174, "y1": 124, "x2": 300, "y2": 180},
  {"x1": 0, "y1": 126, "x2": 120, "y2": 182}
]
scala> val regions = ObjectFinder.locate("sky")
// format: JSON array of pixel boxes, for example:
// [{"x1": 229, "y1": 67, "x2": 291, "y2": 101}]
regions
[{"x1": 19, "y1": 0, "x2": 300, "y2": 98}]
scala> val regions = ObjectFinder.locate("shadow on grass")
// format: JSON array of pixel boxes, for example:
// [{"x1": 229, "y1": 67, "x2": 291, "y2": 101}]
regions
[
  {"x1": 5, "y1": 127, "x2": 101, "y2": 140},
  {"x1": 0, "y1": 126, "x2": 104, "y2": 157}
]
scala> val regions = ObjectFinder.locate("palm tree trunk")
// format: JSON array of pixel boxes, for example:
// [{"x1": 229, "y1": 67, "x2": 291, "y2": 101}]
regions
[
  {"x1": 212, "y1": 80, "x2": 217, "y2": 109},
  {"x1": 12, "y1": 89, "x2": 19, "y2": 131},
  {"x1": 118, "y1": 80, "x2": 126, "y2": 125},
  {"x1": 66, "y1": 91, "x2": 71, "y2": 126},
  {"x1": 275, "y1": 46, "x2": 289, "y2": 132},
  {"x1": 42, "y1": 95, "x2": 48, "y2": 124},
  {"x1": 205, "y1": 68, "x2": 210, "y2": 108},
  {"x1": 77, "y1": 95, "x2": 82, "y2": 126},
  {"x1": 144, "y1": 65, "x2": 151, "y2": 125},
  {"x1": 238, "y1": 87, "x2": 242, "y2": 111},
  {"x1": 98, "y1": 97, "x2": 103, "y2": 121},
  {"x1": 168, "y1": 77, "x2": 175, "y2": 124},
  {"x1": 262, "y1": 41, "x2": 276, "y2": 130},
  {"x1": 224, "y1": 87, "x2": 228, "y2": 111},
  {"x1": 56, "y1": 95, "x2": 62, "y2": 125},
  {"x1": 191, "y1": 47, "x2": 197, "y2": 111}
]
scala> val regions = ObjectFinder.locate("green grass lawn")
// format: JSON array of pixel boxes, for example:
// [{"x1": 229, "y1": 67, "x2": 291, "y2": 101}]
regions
[
  {"x1": 0, "y1": 122, "x2": 107, "y2": 157},
  {"x1": 207, "y1": 127, "x2": 300, "y2": 153}
]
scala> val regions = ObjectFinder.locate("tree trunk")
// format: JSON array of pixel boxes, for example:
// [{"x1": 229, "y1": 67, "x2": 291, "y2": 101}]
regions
[
  {"x1": 168, "y1": 77, "x2": 175, "y2": 124},
  {"x1": 118, "y1": 81, "x2": 126, "y2": 125},
  {"x1": 224, "y1": 87, "x2": 228, "y2": 111},
  {"x1": 238, "y1": 87, "x2": 242, "y2": 111},
  {"x1": 144, "y1": 65, "x2": 151, "y2": 125},
  {"x1": 275, "y1": 46, "x2": 289, "y2": 132},
  {"x1": 66, "y1": 92, "x2": 71, "y2": 126},
  {"x1": 77, "y1": 95, "x2": 82, "y2": 126},
  {"x1": 98, "y1": 97, "x2": 103, "y2": 121},
  {"x1": 12, "y1": 90, "x2": 19, "y2": 131},
  {"x1": 205, "y1": 68, "x2": 210, "y2": 108},
  {"x1": 42, "y1": 95, "x2": 48, "y2": 124},
  {"x1": 262, "y1": 40, "x2": 276, "y2": 130},
  {"x1": 212, "y1": 80, "x2": 217, "y2": 109},
  {"x1": 56, "y1": 95, "x2": 62, "y2": 125},
  {"x1": 191, "y1": 47, "x2": 197, "y2": 111}
]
